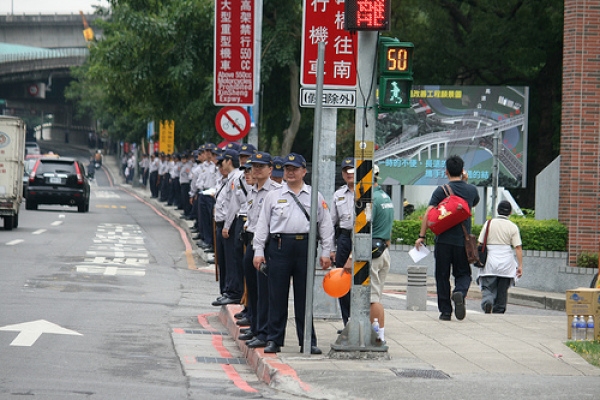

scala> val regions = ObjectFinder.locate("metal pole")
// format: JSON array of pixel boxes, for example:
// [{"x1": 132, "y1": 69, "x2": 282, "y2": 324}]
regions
[
  {"x1": 331, "y1": 31, "x2": 387, "y2": 355},
  {"x1": 303, "y1": 41, "x2": 325, "y2": 356},
  {"x1": 248, "y1": 0, "x2": 263, "y2": 147},
  {"x1": 491, "y1": 128, "x2": 500, "y2": 217}
]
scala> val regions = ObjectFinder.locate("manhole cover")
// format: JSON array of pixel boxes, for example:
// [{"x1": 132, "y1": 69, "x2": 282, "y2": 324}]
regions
[{"x1": 391, "y1": 368, "x2": 450, "y2": 380}]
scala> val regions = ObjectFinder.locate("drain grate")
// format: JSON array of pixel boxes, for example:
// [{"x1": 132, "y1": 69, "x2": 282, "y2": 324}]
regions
[
  {"x1": 196, "y1": 357, "x2": 247, "y2": 365},
  {"x1": 391, "y1": 368, "x2": 450, "y2": 380}
]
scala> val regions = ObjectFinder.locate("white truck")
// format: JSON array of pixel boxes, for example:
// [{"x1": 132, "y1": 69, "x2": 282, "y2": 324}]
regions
[{"x1": 0, "y1": 116, "x2": 25, "y2": 230}]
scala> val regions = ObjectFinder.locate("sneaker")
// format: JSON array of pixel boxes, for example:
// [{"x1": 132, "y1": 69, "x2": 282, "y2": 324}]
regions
[
  {"x1": 452, "y1": 292, "x2": 466, "y2": 320},
  {"x1": 484, "y1": 303, "x2": 493, "y2": 314},
  {"x1": 439, "y1": 313, "x2": 451, "y2": 321}
]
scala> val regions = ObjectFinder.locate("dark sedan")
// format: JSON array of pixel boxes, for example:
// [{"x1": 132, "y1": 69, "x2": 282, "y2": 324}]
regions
[{"x1": 26, "y1": 157, "x2": 90, "y2": 212}]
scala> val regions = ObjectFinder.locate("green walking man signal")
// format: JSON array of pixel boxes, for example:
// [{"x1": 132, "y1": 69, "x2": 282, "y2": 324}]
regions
[{"x1": 378, "y1": 38, "x2": 414, "y2": 109}]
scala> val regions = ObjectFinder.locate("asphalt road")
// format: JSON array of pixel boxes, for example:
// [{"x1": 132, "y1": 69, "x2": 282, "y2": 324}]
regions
[{"x1": 0, "y1": 143, "x2": 298, "y2": 399}]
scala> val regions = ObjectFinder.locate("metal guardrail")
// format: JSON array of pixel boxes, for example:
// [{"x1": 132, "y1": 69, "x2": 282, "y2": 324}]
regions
[{"x1": 0, "y1": 48, "x2": 89, "y2": 64}]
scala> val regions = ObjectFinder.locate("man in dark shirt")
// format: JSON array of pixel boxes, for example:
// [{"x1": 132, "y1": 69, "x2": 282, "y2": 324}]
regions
[{"x1": 415, "y1": 155, "x2": 480, "y2": 321}]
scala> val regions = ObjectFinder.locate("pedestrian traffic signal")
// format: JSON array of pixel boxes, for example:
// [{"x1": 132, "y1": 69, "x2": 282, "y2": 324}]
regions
[{"x1": 378, "y1": 38, "x2": 414, "y2": 109}]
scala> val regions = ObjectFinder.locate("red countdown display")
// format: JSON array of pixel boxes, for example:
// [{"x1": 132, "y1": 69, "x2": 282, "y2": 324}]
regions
[{"x1": 344, "y1": 0, "x2": 391, "y2": 31}]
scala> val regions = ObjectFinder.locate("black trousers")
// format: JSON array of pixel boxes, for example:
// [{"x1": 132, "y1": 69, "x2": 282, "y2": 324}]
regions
[
  {"x1": 266, "y1": 236, "x2": 316, "y2": 348},
  {"x1": 335, "y1": 232, "x2": 352, "y2": 325},
  {"x1": 223, "y1": 219, "x2": 243, "y2": 300},
  {"x1": 434, "y1": 242, "x2": 472, "y2": 315},
  {"x1": 180, "y1": 182, "x2": 191, "y2": 215},
  {"x1": 149, "y1": 171, "x2": 159, "y2": 197}
]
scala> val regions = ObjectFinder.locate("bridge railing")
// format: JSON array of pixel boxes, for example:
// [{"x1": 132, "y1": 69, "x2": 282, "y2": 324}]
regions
[{"x1": 0, "y1": 48, "x2": 89, "y2": 64}]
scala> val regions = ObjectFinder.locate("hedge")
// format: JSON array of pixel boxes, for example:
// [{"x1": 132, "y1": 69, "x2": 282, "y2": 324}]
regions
[{"x1": 391, "y1": 217, "x2": 568, "y2": 251}]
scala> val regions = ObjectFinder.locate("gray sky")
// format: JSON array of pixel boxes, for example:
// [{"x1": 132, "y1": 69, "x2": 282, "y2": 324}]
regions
[{"x1": 0, "y1": 0, "x2": 110, "y2": 14}]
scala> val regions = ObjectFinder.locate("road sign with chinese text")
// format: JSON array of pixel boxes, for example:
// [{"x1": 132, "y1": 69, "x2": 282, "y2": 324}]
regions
[
  {"x1": 301, "y1": 0, "x2": 357, "y2": 88},
  {"x1": 213, "y1": 0, "x2": 255, "y2": 106}
]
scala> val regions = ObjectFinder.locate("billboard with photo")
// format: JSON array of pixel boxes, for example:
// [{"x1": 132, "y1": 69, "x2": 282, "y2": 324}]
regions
[{"x1": 374, "y1": 85, "x2": 528, "y2": 188}]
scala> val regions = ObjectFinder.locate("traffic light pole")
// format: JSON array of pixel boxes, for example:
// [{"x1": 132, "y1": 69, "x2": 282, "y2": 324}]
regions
[{"x1": 330, "y1": 31, "x2": 388, "y2": 357}]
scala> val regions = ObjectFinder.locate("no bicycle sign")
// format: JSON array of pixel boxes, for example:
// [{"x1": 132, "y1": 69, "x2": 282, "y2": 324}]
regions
[{"x1": 215, "y1": 106, "x2": 251, "y2": 141}]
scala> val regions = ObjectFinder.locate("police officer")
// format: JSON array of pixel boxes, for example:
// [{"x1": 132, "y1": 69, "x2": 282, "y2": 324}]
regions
[
  {"x1": 213, "y1": 149, "x2": 242, "y2": 305},
  {"x1": 330, "y1": 156, "x2": 355, "y2": 327},
  {"x1": 240, "y1": 152, "x2": 281, "y2": 347},
  {"x1": 253, "y1": 153, "x2": 334, "y2": 354},
  {"x1": 149, "y1": 152, "x2": 160, "y2": 198},
  {"x1": 271, "y1": 156, "x2": 285, "y2": 184}
]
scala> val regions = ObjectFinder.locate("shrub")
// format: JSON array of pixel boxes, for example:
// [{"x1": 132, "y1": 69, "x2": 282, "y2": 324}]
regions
[
  {"x1": 392, "y1": 216, "x2": 568, "y2": 251},
  {"x1": 577, "y1": 252, "x2": 599, "y2": 269}
]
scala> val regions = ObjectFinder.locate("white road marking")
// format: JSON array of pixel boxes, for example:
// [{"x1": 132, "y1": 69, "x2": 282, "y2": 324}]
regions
[
  {"x1": 0, "y1": 319, "x2": 82, "y2": 347},
  {"x1": 6, "y1": 239, "x2": 24, "y2": 246},
  {"x1": 76, "y1": 266, "x2": 146, "y2": 276},
  {"x1": 32, "y1": 229, "x2": 46, "y2": 235},
  {"x1": 51, "y1": 221, "x2": 63, "y2": 226}
]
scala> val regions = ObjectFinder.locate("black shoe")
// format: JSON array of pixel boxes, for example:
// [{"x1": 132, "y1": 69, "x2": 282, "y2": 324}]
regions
[
  {"x1": 484, "y1": 303, "x2": 493, "y2": 314},
  {"x1": 264, "y1": 341, "x2": 280, "y2": 353},
  {"x1": 300, "y1": 346, "x2": 322, "y2": 355},
  {"x1": 204, "y1": 248, "x2": 215, "y2": 254},
  {"x1": 247, "y1": 338, "x2": 267, "y2": 348},
  {"x1": 216, "y1": 297, "x2": 240, "y2": 306},
  {"x1": 238, "y1": 332, "x2": 254, "y2": 340},
  {"x1": 240, "y1": 327, "x2": 252, "y2": 334},
  {"x1": 234, "y1": 310, "x2": 247, "y2": 319},
  {"x1": 439, "y1": 313, "x2": 451, "y2": 321},
  {"x1": 236, "y1": 317, "x2": 250, "y2": 326},
  {"x1": 192, "y1": 235, "x2": 202, "y2": 240},
  {"x1": 336, "y1": 329, "x2": 343, "y2": 334},
  {"x1": 190, "y1": 228, "x2": 199, "y2": 233},
  {"x1": 206, "y1": 259, "x2": 215, "y2": 264},
  {"x1": 452, "y1": 292, "x2": 466, "y2": 320}
]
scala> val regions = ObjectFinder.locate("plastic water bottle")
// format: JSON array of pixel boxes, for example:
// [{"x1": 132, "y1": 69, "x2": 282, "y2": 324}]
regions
[
  {"x1": 571, "y1": 316, "x2": 579, "y2": 340},
  {"x1": 587, "y1": 316, "x2": 595, "y2": 341},
  {"x1": 372, "y1": 318, "x2": 380, "y2": 334},
  {"x1": 577, "y1": 315, "x2": 587, "y2": 341}
]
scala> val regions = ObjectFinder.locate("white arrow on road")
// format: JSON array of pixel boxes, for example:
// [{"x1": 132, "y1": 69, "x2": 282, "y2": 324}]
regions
[{"x1": 0, "y1": 320, "x2": 83, "y2": 346}]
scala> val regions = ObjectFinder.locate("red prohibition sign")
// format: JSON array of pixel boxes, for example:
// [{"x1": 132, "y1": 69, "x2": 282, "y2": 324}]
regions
[{"x1": 215, "y1": 106, "x2": 251, "y2": 141}]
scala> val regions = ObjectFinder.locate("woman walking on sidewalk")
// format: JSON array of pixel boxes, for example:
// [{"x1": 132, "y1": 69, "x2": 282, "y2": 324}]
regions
[{"x1": 477, "y1": 200, "x2": 523, "y2": 314}]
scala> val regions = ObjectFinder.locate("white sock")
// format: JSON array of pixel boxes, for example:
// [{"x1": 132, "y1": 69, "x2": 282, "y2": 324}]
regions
[{"x1": 378, "y1": 327, "x2": 385, "y2": 341}]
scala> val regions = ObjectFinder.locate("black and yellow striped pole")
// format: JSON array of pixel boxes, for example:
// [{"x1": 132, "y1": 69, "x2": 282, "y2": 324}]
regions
[{"x1": 331, "y1": 31, "x2": 388, "y2": 354}]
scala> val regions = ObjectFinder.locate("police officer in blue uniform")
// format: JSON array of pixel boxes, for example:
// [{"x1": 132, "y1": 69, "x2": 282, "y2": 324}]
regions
[{"x1": 253, "y1": 153, "x2": 334, "y2": 354}]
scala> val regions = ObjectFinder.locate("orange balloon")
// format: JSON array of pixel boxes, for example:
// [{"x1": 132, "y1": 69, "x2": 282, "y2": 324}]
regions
[{"x1": 323, "y1": 268, "x2": 351, "y2": 298}]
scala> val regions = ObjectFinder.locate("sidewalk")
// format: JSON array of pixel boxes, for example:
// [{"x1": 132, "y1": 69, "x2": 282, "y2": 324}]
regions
[{"x1": 101, "y1": 154, "x2": 600, "y2": 399}]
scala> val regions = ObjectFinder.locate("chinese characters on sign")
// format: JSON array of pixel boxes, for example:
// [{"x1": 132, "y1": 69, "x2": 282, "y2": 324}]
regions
[
  {"x1": 300, "y1": 88, "x2": 356, "y2": 108},
  {"x1": 214, "y1": 0, "x2": 255, "y2": 106},
  {"x1": 301, "y1": 0, "x2": 357, "y2": 88},
  {"x1": 159, "y1": 120, "x2": 175, "y2": 155},
  {"x1": 344, "y1": 0, "x2": 391, "y2": 31}
]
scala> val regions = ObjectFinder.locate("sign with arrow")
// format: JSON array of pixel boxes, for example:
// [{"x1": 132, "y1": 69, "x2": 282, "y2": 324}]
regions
[{"x1": 0, "y1": 319, "x2": 82, "y2": 346}]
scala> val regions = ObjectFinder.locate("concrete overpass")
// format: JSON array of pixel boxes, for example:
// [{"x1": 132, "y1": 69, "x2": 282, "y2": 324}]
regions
[{"x1": 0, "y1": 14, "x2": 103, "y2": 144}]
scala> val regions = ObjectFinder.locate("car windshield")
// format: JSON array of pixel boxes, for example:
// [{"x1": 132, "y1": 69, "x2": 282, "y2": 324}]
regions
[{"x1": 37, "y1": 161, "x2": 76, "y2": 175}]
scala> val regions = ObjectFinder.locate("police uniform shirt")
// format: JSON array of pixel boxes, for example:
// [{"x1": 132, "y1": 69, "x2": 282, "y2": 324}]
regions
[
  {"x1": 194, "y1": 162, "x2": 207, "y2": 192},
  {"x1": 245, "y1": 179, "x2": 281, "y2": 234},
  {"x1": 179, "y1": 160, "x2": 193, "y2": 184},
  {"x1": 168, "y1": 160, "x2": 179, "y2": 178},
  {"x1": 331, "y1": 185, "x2": 354, "y2": 230},
  {"x1": 224, "y1": 169, "x2": 250, "y2": 230},
  {"x1": 214, "y1": 169, "x2": 235, "y2": 222},
  {"x1": 140, "y1": 157, "x2": 150, "y2": 170},
  {"x1": 149, "y1": 157, "x2": 160, "y2": 173},
  {"x1": 203, "y1": 162, "x2": 218, "y2": 190},
  {"x1": 252, "y1": 182, "x2": 335, "y2": 258},
  {"x1": 158, "y1": 159, "x2": 169, "y2": 175}
]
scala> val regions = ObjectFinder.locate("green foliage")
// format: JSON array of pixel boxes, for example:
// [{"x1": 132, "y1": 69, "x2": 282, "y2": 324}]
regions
[
  {"x1": 392, "y1": 216, "x2": 568, "y2": 251},
  {"x1": 577, "y1": 252, "x2": 599, "y2": 269},
  {"x1": 566, "y1": 340, "x2": 600, "y2": 368}
]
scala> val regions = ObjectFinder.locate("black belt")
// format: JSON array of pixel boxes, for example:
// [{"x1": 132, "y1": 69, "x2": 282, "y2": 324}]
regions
[
  {"x1": 271, "y1": 233, "x2": 308, "y2": 241},
  {"x1": 216, "y1": 221, "x2": 225, "y2": 228},
  {"x1": 339, "y1": 228, "x2": 352, "y2": 236}
]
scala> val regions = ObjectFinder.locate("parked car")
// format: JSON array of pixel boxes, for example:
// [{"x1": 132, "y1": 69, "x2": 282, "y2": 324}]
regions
[
  {"x1": 25, "y1": 141, "x2": 41, "y2": 155},
  {"x1": 26, "y1": 157, "x2": 90, "y2": 212}
]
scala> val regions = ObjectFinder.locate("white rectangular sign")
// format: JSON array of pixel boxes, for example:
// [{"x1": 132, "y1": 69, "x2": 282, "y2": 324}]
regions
[{"x1": 300, "y1": 88, "x2": 356, "y2": 108}]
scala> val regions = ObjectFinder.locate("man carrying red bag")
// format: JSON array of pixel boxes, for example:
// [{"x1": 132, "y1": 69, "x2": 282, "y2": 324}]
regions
[{"x1": 415, "y1": 155, "x2": 480, "y2": 321}]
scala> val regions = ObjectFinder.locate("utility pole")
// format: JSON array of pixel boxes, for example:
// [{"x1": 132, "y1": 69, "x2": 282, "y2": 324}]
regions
[{"x1": 330, "y1": 30, "x2": 387, "y2": 356}]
